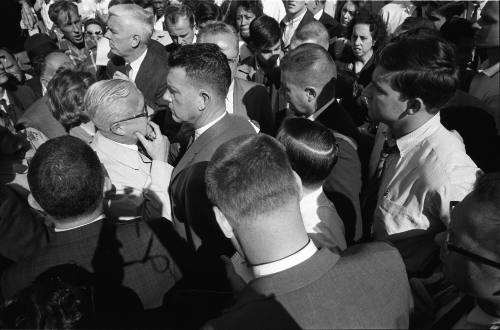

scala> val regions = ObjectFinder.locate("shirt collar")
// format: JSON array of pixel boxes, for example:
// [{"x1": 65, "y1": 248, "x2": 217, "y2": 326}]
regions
[
  {"x1": 54, "y1": 214, "x2": 106, "y2": 232},
  {"x1": 284, "y1": 8, "x2": 307, "y2": 26},
  {"x1": 466, "y1": 305, "x2": 500, "y2": 328},
  {"x1": 194, "y1": 111, "x2": 227, "y2": 140},
  {"x1": 129, "y1": 48, "x2": 148, "y2": 73},
  {"x1": 313, "y1": 9, "x2": 323, "y2": 20},
  {"x1": 478, "y1": 60, "x2": 500, "y2": 77},
  {"x1": 92, "y1": 131, "x2": 146, "y2": 170},
  {"x1": 0, "y1": 89, "x2": 9, "y2": 107},
  {"x1": 307, "y1": 97, "x2": 336, "y2": 121},
  {"x1": 252, "y1": 239, "x2": 318, "y2": 278},
  {"x1": 225, "y1": 79, "x2": 235, "y2": 114},
  {"x1": 391, "y1": 113, "x2": 441, "y2": 156}
]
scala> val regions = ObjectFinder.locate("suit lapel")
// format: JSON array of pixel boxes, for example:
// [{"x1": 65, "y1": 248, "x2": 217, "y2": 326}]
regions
[
  {"x1": 134, "y1": 50, "x2": 154, "y2": 91},
  {"x1": 233, "y1": 78, "x2": 246, "y2": 117}
]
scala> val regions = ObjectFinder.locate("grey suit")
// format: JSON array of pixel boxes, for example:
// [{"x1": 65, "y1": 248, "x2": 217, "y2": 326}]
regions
[
  {"x1": 18, "y1": 95, "x2": 66, "y2": 138},
  {"x1": 206, "y1": 242, "x2": 413, "y2": 329}
]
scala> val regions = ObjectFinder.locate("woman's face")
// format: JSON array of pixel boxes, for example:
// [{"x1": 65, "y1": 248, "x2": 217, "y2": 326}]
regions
[
  {"x1": 341, "y1": 2, "x2": 357, "y2": 27},
  {"x1": 85, "y1": 23, "x2": 103, "y2": 44},
  {"x1": 236, "y1": 6, "x2": 256, "y2": 39},
  {"x1": 351, "y1": 23, "x2": 374, "y2": 59}
]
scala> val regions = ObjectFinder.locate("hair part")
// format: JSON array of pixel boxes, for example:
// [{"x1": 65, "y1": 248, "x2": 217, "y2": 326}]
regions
[{"x1": 164, "y1": 4, "x2": 196, "y2": 28}]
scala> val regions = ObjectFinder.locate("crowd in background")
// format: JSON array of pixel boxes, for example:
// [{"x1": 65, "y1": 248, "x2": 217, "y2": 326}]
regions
[{"x1": 0, "y1": 0, "x2": 499, "y2": 328}]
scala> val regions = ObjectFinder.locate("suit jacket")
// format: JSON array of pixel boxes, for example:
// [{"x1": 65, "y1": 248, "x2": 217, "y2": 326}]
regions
[
  {"x1": 206, "y1": 243, "x2": 412, "y2": 329},
  {"x1": 1, "y1": 217, "x2": 182, "y2": 309},
  {"x1": 233, "y1": 77, "x2": 274, "y2": 134},
  {"x1": 318, "y1": 11, "x2": 342, "y2": 38},
  {"x1": 25, "y1": 77, "x2": 43, "y2": 99},
  {"x1": 280, "y1": 10, "x2": 316, "y2": 49},
  {"x1": 17, "y1": 95, "x2": 66, "y2": 139},
  {"x1": 4, "y1": 83, "x2": 37, "y2": 125},
  {"x1": 106, "y1": 42, "x2": 178, "y2": 138}
]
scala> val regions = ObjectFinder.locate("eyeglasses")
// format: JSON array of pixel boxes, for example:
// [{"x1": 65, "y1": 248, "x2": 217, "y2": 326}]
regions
[
  {"x1": 111, "y1": 104, "x2": 149, "y2": 128},
  {"x1": 444, "y1": 230, "x2": 500, "y2": 270},
  {"x1": 86, "y1": 30, "x2": 103, "y2": 36}
]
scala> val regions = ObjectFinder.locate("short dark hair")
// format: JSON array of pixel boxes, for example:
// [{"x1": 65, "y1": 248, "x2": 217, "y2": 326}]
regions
[
  {"x1": 194, "y1": 1, "x2": 222, "y2": 26},
  {"x1": 441, "y1": 17, "x2": 475, "y2": 45},
  {"x1": 48, "y1": 0, "x2": 79, "y2": 27},
  {"x1": 164, "y1": 4, "x2": 195, "y2": 28},
  {"x1": 27, "y1": 136, "x2": 104, "y2": 220},
  {"x1": 134, "y1": 0, "x2": 153, "y2": 10},
  {"x1": 277, "y1": 118, "x2": 339, "y2": 187},
  {"x1": 249, "y1": 15, "x2": 280, "y2": 50},
  {"x1": 377, "y1": 31, "x2": 458, "y2": 112},
  {"x1": 349, "y1": 8, "x2": 387, "y2": 51},
  {"x1": 225, "y1": 0, "x2": 263, "y2": 30},
  {"x1": 47, "y1": 69, "x2": 96, "y2": 131},
  {"x1": 168, "y1": 43, "x2": 231, "y2": 99},
  {"x1": 83, "y1": 18, "x2": 105, "y2": 32},
  {"x1": 206, "y1": 134, "x2": 299, "y2": 225},
  {"x1": 32, "y1": 50, "x2": 63, "y2": 77},
  {"x1": 397, "y1": 16, "x2": 435, "y2": 35}
]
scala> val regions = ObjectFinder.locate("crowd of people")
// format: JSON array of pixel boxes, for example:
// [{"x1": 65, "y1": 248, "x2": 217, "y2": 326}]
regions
[{"x1": 0, "y1": 0, "x2": 499, "y2": 328}]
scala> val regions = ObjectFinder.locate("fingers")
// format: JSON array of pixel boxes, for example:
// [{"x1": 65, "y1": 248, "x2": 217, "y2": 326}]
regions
[
  {"x1": 135, "y1": 132, "x2": 148, "y2": 146},
  {"x1": 149, "y1": 122, "x2": 162, "y2": 137}
]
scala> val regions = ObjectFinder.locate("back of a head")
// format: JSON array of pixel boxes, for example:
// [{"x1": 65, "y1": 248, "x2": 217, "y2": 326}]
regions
[
  {"x1": 394, "y1": 16, "x2": 435, "y2": 37},
  {"x1": 84, "y1": 79, "x2": 142, "y2": 131},
  {"x1": 164, "y1": 4, "x2": 195, "y2": 27},
  {"x1": 249, "y1": 15, "x2": 280, "y2": 50},
  {"x1": 197, "y1": 20, "x2": 239, "y2": 48},
  {"x1": 441, "y1": 17, "x2": 475, "y2": 45},
  {"x1": 291, "y1": 20, "x2": 330, "y2": 51},
  {"x1": 277, "y1": 118, "x2": 339, "y2": 188},
  {"x1": 195, "y1": 1, "x2": 222, "y2": 26},
  {"x1": 281, "y1": 43, "x2": 337, "y2": 88},
  {"x1": 206, "y1": 134, "x2": 300, "y2": 228},
  {"x1": 108, "y1": 4, "x2": 154, "y2": 42},
  {"x1": 377, "y1": 30, "x2": 458, "y2": 112},
  {"x1": 47, "y1": 68, "x2": 96, "y2": 131},
  {"x1": 27, "y1": 136, "x2": 104, "y2": 221},
  {"x1": 23, "y1": 33, "x2": 58, "y2": 64},
  {"x1": 168, "y1": 43, "x2": 231, "y2": 100}
]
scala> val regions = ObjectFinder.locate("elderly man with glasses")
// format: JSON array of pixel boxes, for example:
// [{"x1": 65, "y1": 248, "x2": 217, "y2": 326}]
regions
[
  {"x1": 437, "y1": 173, "x2": 500, "y2": 328},
  {"x1": 85, "y1": 79, "x2": 172, "y2": 221}
]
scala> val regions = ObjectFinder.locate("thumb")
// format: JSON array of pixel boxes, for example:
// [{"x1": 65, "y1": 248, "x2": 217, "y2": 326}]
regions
[{"x1": 135, "y1": 132, "x2": 148, "y2": 146}]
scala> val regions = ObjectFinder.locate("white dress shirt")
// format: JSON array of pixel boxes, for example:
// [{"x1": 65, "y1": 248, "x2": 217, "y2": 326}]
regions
[
  {"x1": 194, "y1": 111, "x2": 227, "y2": 140},
  {"x1": 225, "y1": 80, "x2": 235, "y2": 115},
  {"x1": 300, "y1": 186, "x2": 346, "y2": 251},
  {"x1": 281, "y1": 8, "x2": 308, "y2": 49},
  {"x1": 252, "y1": 239, "x2": 318, "y2": 277},
  {"x1": 313, "y1": 8, "x2": 324, "y2": 20},
  {"x1": 91, "y1": 132, "x2": 173, "y2": 220},
  {"x1": 262, "y1": 0, "x2": 287, "y2": 24},
  {"x1": 54, "y1": 214, "x2": 106, "y2": 232},
  {"x1": 128, "y1": 49, "x2": 148, "y2": 82},
  {"x1": 370, "y1": 114, "x2": 480, "y2": 238}
]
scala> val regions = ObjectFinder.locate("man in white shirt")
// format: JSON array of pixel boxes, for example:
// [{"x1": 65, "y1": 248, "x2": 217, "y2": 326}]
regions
[
  {"x1": 280, "y1": 0, "x2": 315, "y2": 51},
  {"x1": 204, "y1": 134, "x2": 412, "y2": 329},
  {"x1": 164, "y1": 4, "x2": 197, "y2": 46},
  {"x1": 85, "y1": 79, "x2": 172, "y2": 220},
  {"x1": 362, "y1": 30, "x2": 480, "y2": 274}
]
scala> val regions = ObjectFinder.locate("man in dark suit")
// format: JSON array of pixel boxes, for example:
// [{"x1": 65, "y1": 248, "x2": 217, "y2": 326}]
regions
[
  {"x1": 165, "y1": 44, "x2": 256, "y2": 286},
  {"x1": 197, "y1": 22, "x2": 274, "y2": 134},
  {"x1": 281, "y1": 43, "x2": 363, "y2": 244},
  {"x1": 104, "y1": 4, "x2": 177, "y2": 138},
  {"x1": 1, "y1": 136, "x2": 182, "y2": 309},
  {"x1": 280, "y1": 0, "x2": 316, "y2": 52},
  {"x1": 306, "y1": 0, "x2": 342, "y2": 38},
  {"x1": 203, "y1": 134, "x2": 412, "y2": 329}
]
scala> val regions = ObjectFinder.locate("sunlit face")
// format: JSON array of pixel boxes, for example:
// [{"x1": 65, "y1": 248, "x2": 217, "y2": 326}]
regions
[
  {"x1": 351, "y1": 23, "x2": 374, "y2": 59},
  {"x1": 282, "y1": 0, "x2": 306, "y2": 16},
  {"x1": 341, "y1": 2, "x2": 356, "y2": 27},
  {"x1": 153, "y1": 0, "x2": 165, "y2": 17},
  {"x1": 165, "y1": 16, "x2": 195, "y2": 45},
  {"x1": 256, "y1": 42, "x2": 282, "y2": 67},
  {"x1": 164, "y1": 67, "x2": 203, "y2": 126},
  {"x1": 57, "y1": 10, "x2": 84, "y2": 45},
  {"x1": 85, "y1": 23, "x2": 103, "y2": 44},
  {"x1": 475, "y1": 1, "x2": 500, "y2": 48},
  {"x1": 281, "y1": 70, "x2": 314, "y2": 116},
  {"x1": 113, "y1": 92, "x2": 154, "y2": 139},
  {"x1": 236, "y1": 6, "x2": 256, "y2": 39},
  {"x1": 0, "y1": 50, "x2": 23, "y2": 85},
  {"x1": 198, "y1": 33, "x2": 239, "y2": 81},
  {"x1": 105, "y1": 15, "x2": 133, "y2": 58},
  {"x1": 362, "y1": 65, "x2": 407, "y2": 124},
  {"x1": 41, "y1": 52, "x2": 75, "y2": 88}
]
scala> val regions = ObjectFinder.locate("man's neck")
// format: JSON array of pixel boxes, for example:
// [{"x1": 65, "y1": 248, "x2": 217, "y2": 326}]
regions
[
  {"x1": 287, "y1": 7, "x2": 307, "y2": 21},
  {"x1": 54, "y1": 205, "x2": 104, "y2": 231},
  {"x1": 193, "y1": 105, "x2": 226, "y2": 130},
  {"x1": 308, "y1": 5, "x2": 323, "y2": 16},
  {"x1": 477, "y1": 299, "x2": 500, "y2": 318},
  {"x1": 124, "y1": 46, "x2": 148, "y2": 64},
  {"x1": 387, "y1": 113, "x2": 435, "y2": 139},
  {"x1": 302, "y1": 184, "x2": 322, "y2": 197},
  {"x1": 99, "y1": 130, "x2": 137, "y2": 145}
]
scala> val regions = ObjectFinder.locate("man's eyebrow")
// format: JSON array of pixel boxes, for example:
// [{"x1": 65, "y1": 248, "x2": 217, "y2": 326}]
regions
[{"x1": 371, "y1": 79, "x2": 384, "y2": 90}]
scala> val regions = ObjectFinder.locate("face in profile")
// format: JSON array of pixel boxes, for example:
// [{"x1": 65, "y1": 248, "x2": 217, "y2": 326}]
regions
[
  {"x1": 199, "y1": 33, "x2": 239, "y2": 82},
  {"x1": 236, "y1": 6, "x2": 256, "y2": 39},
  {"x1": 475, "y1": 1, "x2": 500, "y2": 48},
  {"x1": 164, "y1": 67, "x2": 203, "y2": 125},
  {"x1": 105, "y1": 15, "x2": 132, "y2": 57},
  {"x1": 112, "y1": 94, "x2": 153, "y2": 140},
  {"x1": 0, "y1": 50, "x2": 23, "y2": 85},
  {"x1": 57, "y1": 10, "x2": 84, "y2": 45},
  {"x1": 281, "y1": 71, "x2": 314, "y2": 116},
  {"x1": 165, "y1": 16, "x2": 195, "y2": 45}
]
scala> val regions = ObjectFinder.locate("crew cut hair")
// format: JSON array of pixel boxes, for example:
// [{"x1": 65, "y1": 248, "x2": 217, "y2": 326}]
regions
[
  {"x1": 277, "y1": 118, "x2": 339, "y2": 187},
  {"x1": 378, "y1": 30, "x2": 458, "y2": 113},
  {"x1": 27, "y1": 136, "x2": 104, "y2": 221},
  {"x1": 206, "y1": 134, "x2": 300, "y2": 226},
  {"x1": 168, "y1": 43, "x2": 231, "y2": 99}
]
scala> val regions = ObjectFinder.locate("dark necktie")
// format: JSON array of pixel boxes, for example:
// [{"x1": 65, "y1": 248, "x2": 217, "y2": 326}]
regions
[
  {"x1": 124, "y1": 64, "x2": 132, "y2": 78},
  {"x1": 361, "y1": 139, "x2": 399, "y2": 241}
]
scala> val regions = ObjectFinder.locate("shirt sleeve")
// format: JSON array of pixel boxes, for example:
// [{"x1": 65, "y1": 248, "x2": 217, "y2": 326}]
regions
[{"x1": 147, "y1": 160, "x2": 173, "y2": 220}]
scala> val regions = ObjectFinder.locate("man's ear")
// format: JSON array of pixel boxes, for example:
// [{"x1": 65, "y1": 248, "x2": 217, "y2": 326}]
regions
[
  {"x1": 305, "y1": 86, "x2": 317, "y2": 103},
  {"x1": 110, "y1": 122, "x2": 126, "y2": 136},
  {"x1": 131, "y1": 34, "x2": 141, "y2": 48},
  {"x1": 292, "y1": 170, "x2": 304, "y2": 200},
  {"x1": 406, "y1": 97, "x2": 423, "y2": 115},
  {"x1": 199, "y1": 89, "x2": 210, "y2": 111},
  {"x1": 213, "y1": 206, "x2": 234, "y2": 239}
]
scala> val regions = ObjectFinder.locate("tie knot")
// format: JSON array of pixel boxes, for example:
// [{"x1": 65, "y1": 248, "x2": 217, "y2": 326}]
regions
[
  {"x1": 124, "y1": 64, "x2": 132, "y2": 76},
  {"x1": 382, "y1": 139, "x2": 398, "y2": 155}
]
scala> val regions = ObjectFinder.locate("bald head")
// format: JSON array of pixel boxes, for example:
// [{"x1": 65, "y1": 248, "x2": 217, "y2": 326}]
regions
[
  {"x1": 281, "y1": 43, "x2": 336, "y2": 88},
  {"x1": 39, "y1": 52, "x2": 75, "y2": 90},
  {"x1": 290, "y1": 20, "x2": 330, "y2": 51}
]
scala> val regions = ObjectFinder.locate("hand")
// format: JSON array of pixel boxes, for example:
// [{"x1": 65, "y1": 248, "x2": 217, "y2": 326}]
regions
[
  {"x1": 135, "y1": 122, "x2": 169, "y2": 162},
  {"x1": 221, "y1": 255, "x2": 246, "y2": 295},
  {"x1": 113, "y1": 71, "x2": 131, "y2": 81}
]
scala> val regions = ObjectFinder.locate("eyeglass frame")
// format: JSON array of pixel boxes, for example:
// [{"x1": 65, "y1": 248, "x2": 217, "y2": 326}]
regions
[{"x1": 110, "y1": 103, "x2": 149, "y2": 130}]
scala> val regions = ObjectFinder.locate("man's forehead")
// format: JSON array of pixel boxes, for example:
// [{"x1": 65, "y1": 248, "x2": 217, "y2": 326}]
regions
[
  {"x1": 372, "y1": 66, "x2": 394, "y2": 83},
  {"x1": 202, "y1": 34, "x2": 238, "y2": 52},
  {"x1": 167, "y1": 66, "x2": 188, "y2": 83}
]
